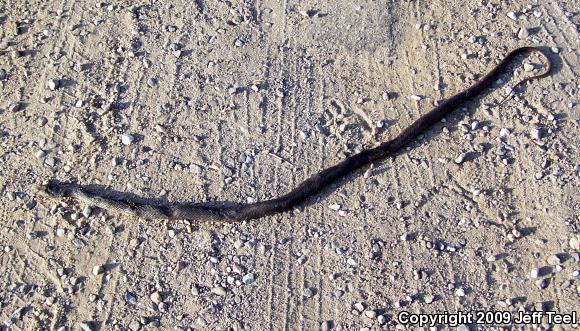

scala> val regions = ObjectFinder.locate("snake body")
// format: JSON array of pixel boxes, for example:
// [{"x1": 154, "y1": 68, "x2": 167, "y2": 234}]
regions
[{"x1": 41, "y1": 47, "x2": 552, "y2": 222}]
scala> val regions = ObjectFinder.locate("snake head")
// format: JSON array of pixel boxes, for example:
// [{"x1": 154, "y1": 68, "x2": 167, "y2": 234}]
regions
[{"x1": 34, "y1": 180, "x2": 70, "y2": 197}]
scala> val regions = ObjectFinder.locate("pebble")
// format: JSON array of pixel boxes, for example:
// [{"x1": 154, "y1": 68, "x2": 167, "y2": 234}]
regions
[
  {"x1": 47, "y1": 79, "x2": 60, "y2": 90},
  {"x1": 328, "y1": 204, "x2": 341, "y2": 211},
  {"x1": 211, "y1": 286, "x2": 227, "y2": 296},
  {"x1": 518, "y1": 27, "x2": 530, "y2": 39},
  {"x1": 524, "y1": 63, "x2": 535, "y2": 72},
  {"x1": 92, "y1": 265, "x2": 104, "y2": 276},
  {"x1": 82, "y1": 206, "x2": 92, "y2": 218},
  {"x1": 196, "y1": 316, "x2": 208, "y2": 326},
  {"x1": 79, "y1": 322, "x2": 95, "y2": 331},
  {"x1": 124, "y1": 291, "x2": 138, "y2": 305},
  {"x1": 9, "y1": 103, "x2": 21, "y2": 112},
  {"x1": 147, "y1": 77, "x2": 157, "y2": 87},
  {"x1": 530, "y1": 127, "x2": 542, "y2": 140},
  {"x1": 364, "y1": 310, "x2": 377, "y2": 319},
  {"x1": 506, "y1": 11, "x2": 519, "y2": 21},
  {"x1": 470, "y1": 121, "x2": 479, "y2": 130},
  {"x1": 10, "y1": 50, "x2": 21, "y2": 59},
  {"x1": 455, "y1": 288, "x2": 466, "y2": 297},
  {"x1": 35, "y1": 150, "x2": 47, "y2": 158},
  {"x1": 530, "y1": 268, "x2": 540, "y2": 278},
  {"x1": 410, "y1": 94, "x2": 423, "y2": 101},
  {"x1": 551, "y1": 46, "x2": 560, "y2": 54},
  {"x1": 128, "y1": 320, "x2": 141, "y2": 331},
  {"x1": 72, "y1": 238, "x2": 85, "y2": 248},
  {"x1": 158, "y1": 302, "x2": 168, "y2": 312},
  {"x1": 569, "y1": 236, "x2": 580, "y2": 250},
  {"x1": 425, "y1": 295, "x2": 435, "y2": 303},
  {"x1": 242, "y1": 273, "x2": 256, "y2": 285},
  {"x1": 547, "y1": 255, "x2": 562, "y2": 265},
  {"x1": 168, "y1": 43, "x2": 180, "y2": 52},
  {"x1": 191, "y1": 285, "x2": 200, "y2": 296},
  {"x1": 121, "y1": 134, "x2": 135, "y2": 145},
  {"x1": 536, "y1": 279, "x2": 548, "y2": 289},
  {"x1": 0, "y1": 68, "x2": 6, "y2": 80},
  {"x1": 303, "y1": 287, "x2": 314, "y2": 298},
  {"x1": 191, "y1": 164, "x2": 202, "y2": 174},
  {"x1": 400, "y1": 232, "x2": 412, "y2": 241},
  {"x1": 454, "y1": 153, "x2": 467, "y2": 164},
  {"x1": 45, "y1": 157, "x2": 57, "y2": 167},
  {"x1": 499, "y1": 128, "x2": 511, "y2": 137},
  {"x1": 150, "y1": 291, "x2": 162, "y2": 303},
  {"x1": 378, "y1": 315, "x2": 387, "y2": 325},
  {"x1": 37, "y1": 116, "x2": 48, "y2": 126},
  {"x1": 354, "y1": 302, "x2": 365, "y2": 312},
  {"x1": 457, "y1": 325, "x2": 471, "y2": 331},
  {"x1": 321, "y1": 321, "x2": 332, "y2": 331}
]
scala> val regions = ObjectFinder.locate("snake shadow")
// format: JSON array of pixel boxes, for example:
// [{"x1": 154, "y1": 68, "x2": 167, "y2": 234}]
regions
[{"x1": 47, "y1": 49, "x2": 561, "y2": 220}]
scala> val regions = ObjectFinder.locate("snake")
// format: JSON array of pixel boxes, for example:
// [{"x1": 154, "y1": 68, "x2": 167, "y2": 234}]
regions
[{"x1": 38, "y1": 47, "x2": 552, "y2": 222}]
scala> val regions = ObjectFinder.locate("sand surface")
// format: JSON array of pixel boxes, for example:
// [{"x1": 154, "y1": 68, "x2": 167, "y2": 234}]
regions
[{"x1": 1, "y1": 0, "x2": 579, "y2": 330}]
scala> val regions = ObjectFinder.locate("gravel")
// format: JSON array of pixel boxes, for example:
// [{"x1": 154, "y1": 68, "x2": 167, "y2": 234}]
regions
[
  {"x1": 518, "y1": 27, "x2": 530, "y2": 39},
  {"x1": 506, "y1": 11, "x2": 519, "y2": 21},
  {"x1": 320, "y1": 320, "x2": 333, "y2": 331},
  {"x1": 121, "y1": 134, "x2": 135, "y2": 145},
  {"x1": 364, "y1": 310, "x2": 377, "y2": 318},
  {"x1": 353, "y1": 302, "x2": 365, "y2": 312},
  {"x1": 454, "y1": 153, "x2": 467, "y2": 164},
  {"x1": 128, "y1": 320, "x2": 141, "y2": 331},
  {"x1": 242, "y1": 273, "x2": 256, "y2": 285},
  {"x1": 47, "y1": 79, "x2": 60, "y2": 90},
  {"x1": 570, "y1": 236, "x2": 580, "y2": 250},
  {"x1": 211, "y1": 286, "x2": 227, "y2": 296},
  {"x1": 81, "y1": 206, "x2": 92, "y2": 218},
  {"x1": 92, "y1": 265, "x2": 104, "y2": 276},
  {"x1": 79, "y1": 322, "x2": 95, "y2": 331},
  {"x1": 150, "y1": 291, "x2": 162, "y2": 303}
]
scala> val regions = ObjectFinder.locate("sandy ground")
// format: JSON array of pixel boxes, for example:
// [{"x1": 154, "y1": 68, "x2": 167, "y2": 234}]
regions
[{"x1": 0, "y1": 0, "x2": 579, "y2": 330}]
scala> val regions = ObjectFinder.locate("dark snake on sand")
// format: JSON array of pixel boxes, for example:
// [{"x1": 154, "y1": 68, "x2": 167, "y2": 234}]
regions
[{"x1": 39, "y1": 47, "x2": 552, "y2": 222}]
